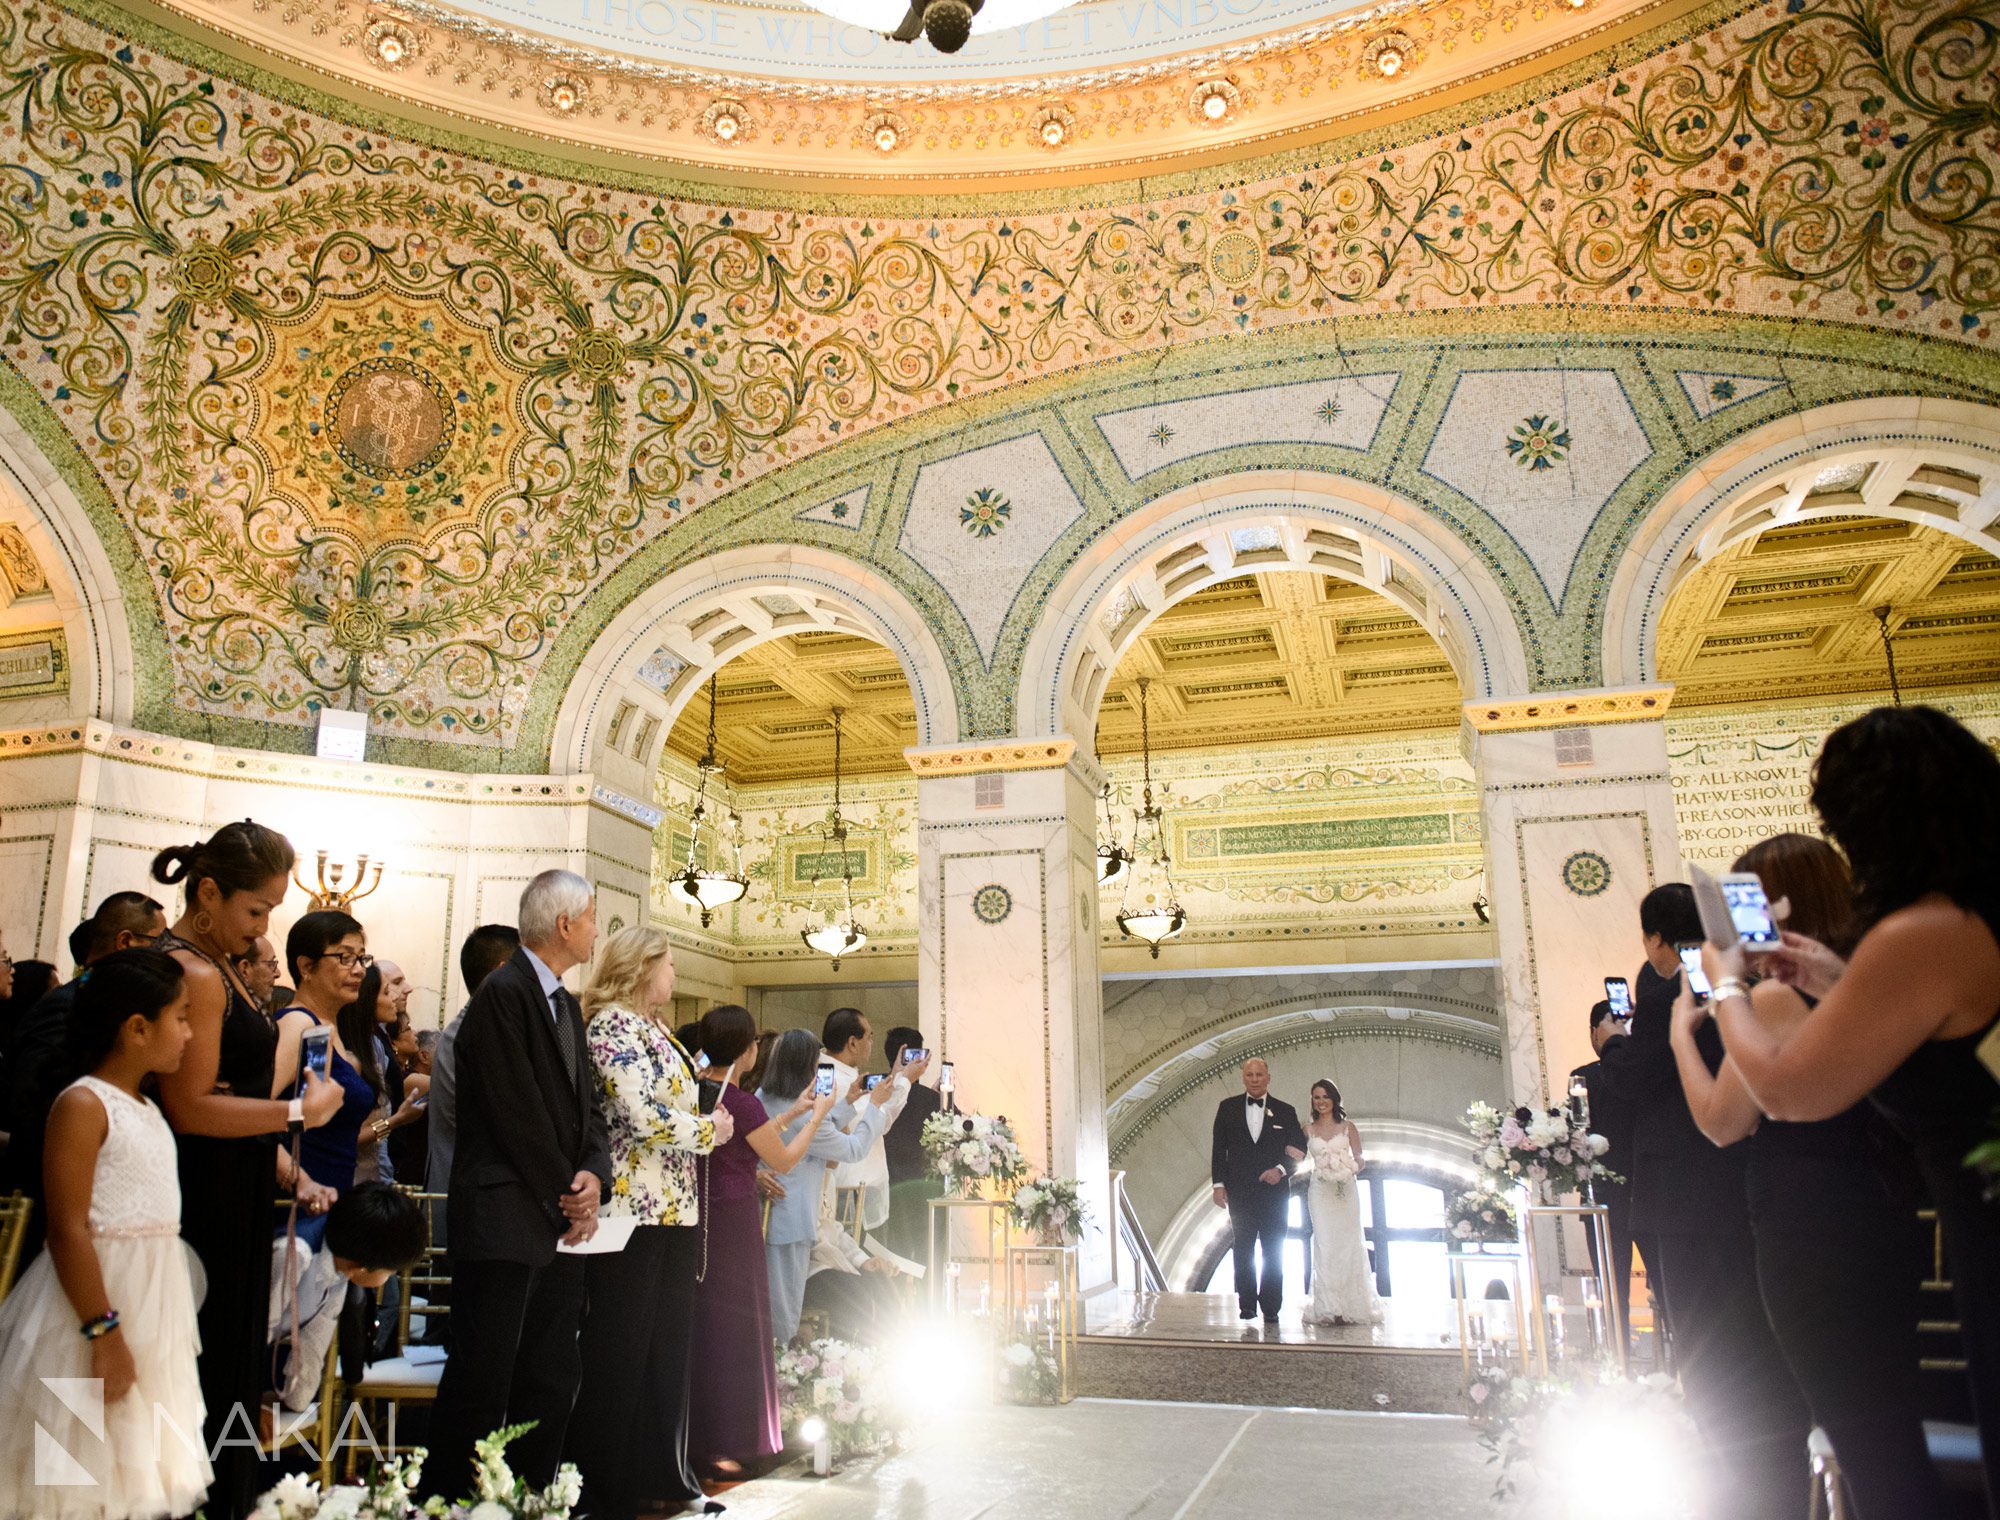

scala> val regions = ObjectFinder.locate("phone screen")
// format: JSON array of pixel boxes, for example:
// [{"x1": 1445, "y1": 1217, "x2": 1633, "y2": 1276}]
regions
[
  {"x1": 300, "y1": 1028, "x2": 332, "y2": 1087},
  {"x1": 901, "y1": 1046, "x2": 927, "y2": 1066},
  {"x1": 1723, "y1": 874, "x2": 1782, "y2": 947},
  {"x1": 939, "y1": 1060, "x2": 955, "y2": 1093},
  {"x1": 692, "y1": 1049, "x2": 711, "y2": 1077},
  {"x1": 1678, "y1": 943, "x2": 1712, "y2": 998},
  {"x1": 864, "y1": 1074, "x2": 884, "y2": 1092},
  {"x1": 813, "y1": 1062, "x2": 836, "y2": 1099},
  {"x1": 1603, "y1": 978, "x2": 1633, "y2": 1019}
]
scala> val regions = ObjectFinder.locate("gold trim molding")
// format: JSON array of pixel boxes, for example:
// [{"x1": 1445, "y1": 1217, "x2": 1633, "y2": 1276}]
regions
[
  {"x1": 1462, "y1": 686, "x2": 1676, "y2": 734},
  {"x1": 905, "y1": 738, "x2": 1078, "y2": 777}
]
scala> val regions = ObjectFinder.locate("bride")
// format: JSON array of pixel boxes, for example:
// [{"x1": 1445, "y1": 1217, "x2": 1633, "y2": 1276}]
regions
[{"x1": 1304, "y1": 1080, "x2": 1382, "y2": 1326}]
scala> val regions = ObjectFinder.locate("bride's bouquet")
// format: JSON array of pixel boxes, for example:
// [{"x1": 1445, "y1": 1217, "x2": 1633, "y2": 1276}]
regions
[
  {"x1": 920, "y1": 1110, "x2": 1030, "y2": 1197},
  {"x1": 1463, "y1": 1100, "x2": 1619, "y2": 1200},
  {"x1": 1310, "y1": 1140, "x2": 1362, "y2": 1199}
]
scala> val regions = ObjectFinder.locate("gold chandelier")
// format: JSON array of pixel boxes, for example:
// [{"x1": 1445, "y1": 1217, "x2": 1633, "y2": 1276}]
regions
[
  {"x1": 666, "y1": 676, "x2": 750, "y2": 928},
  {"x1": 800, "y1": 707, "x2": 868, "y2": 970},
  {"x1": 1115, "y1": 678, "x2": 1187, "y2": 956}
]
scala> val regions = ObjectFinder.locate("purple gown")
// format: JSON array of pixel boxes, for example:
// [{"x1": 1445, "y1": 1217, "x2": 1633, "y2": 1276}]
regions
[{"x1": 688, "y1": 1084, "x2": 783, "y2": 1467}]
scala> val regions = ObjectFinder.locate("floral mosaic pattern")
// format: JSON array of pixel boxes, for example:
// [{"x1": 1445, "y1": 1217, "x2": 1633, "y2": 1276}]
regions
[
  {"x1": 1506, "y1": 416, "x2": 1573, "y2": 472},
  {"x1": 960, "y1": 487, "x2": 1012, "y2": 538},
  {"x1": 1560, "y1": 849, "x2": 1613, "y2": 898},
  {"x1": 971, "y1": 883, "x2": 1013, "y2": 924},
  {"x1": 0, "y1": 0, "x2": 1992, "y2": 750}
]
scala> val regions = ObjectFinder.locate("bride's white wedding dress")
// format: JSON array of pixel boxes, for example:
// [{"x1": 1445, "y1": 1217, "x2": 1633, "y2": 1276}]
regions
[{"x1": 1306, "y1": 1131, "x2": 1383, "y2": 1326}]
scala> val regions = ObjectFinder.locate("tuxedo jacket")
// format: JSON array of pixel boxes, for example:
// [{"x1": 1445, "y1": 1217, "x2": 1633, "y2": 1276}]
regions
[
  {"x1": 1211, "y1": 1094, "x2": 1303, "y2": 1208},
  {"x1": 448, "y1": 947, "x2": 613, "y2": 1266},
  {"x1": 1594, "y1": 960, "x2": 1749, "y2": 1236}
]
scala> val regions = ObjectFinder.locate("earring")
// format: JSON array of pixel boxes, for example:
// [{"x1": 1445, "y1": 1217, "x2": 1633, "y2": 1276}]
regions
[{"x1": 192, "y1": 910, "x2": 215, "y2": 937}]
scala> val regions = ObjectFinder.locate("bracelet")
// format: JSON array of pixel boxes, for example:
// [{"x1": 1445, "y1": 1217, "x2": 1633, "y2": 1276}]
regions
[
  {"x1": 80, "y1": 1310, "x2": 119, "y2": 1340},
  {"x1": 1710, "y1": 978, "x2": 1752, "y2": 1003}
]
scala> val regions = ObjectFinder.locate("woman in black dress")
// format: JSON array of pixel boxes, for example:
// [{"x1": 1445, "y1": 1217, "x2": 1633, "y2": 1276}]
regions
[
  {"x1": 1671, "y1": 833, "x2": 1943, "y2": 1519},
  {"x1": 152, "y1": 822, "x2": 341, "y2": 1519},
  {"x1": 1704, "y1": 706, "x2": 2000, "y2": 1518}
]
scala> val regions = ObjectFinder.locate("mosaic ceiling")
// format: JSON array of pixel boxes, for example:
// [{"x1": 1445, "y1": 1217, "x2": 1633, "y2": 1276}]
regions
[{"x1": 0, "y1": 0, "x2": 1996, "y2": 767}]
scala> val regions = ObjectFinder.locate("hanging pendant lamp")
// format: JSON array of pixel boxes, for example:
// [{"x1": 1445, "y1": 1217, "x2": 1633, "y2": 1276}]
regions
[
  {"x1": 801, "y1": 707, "x2": 869, "y2": 969},
  {"x1": 667, "y1": 677, "x2": 750, "y2": 927},
  {"x1": 1116, "y1": 678, "x2": 1187, "y2": 956}
]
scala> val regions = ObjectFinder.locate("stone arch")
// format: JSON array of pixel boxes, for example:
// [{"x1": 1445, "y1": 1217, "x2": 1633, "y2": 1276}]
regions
[
  {"x1": 0, "y1": 410, "x2": 142, "y2": 726},
  {"x1": 1016, "y1": 473, "x2": 1533, "y2": 745},
  {"x1": 1603, "y1": 398, "x2": 2000, "y2": 689},
  {"x1": 548, "y1": 542, "x2": 963, "y2": 784}
]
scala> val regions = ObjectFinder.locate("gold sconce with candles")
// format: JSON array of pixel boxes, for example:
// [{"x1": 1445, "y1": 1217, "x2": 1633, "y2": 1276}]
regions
[{"x1": 294, "y1": 849, "x2": 386, "y2": 912}]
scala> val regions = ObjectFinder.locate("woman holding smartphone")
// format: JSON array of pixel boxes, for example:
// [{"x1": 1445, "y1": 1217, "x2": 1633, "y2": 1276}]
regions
[
  {"x1": 269, "y1": 910, "x2": 374, "y2": 1243},
  {"x1": 757, "y1": 1029, "x2": 905, "y2": 1344},
  {"x1": 152, "y1": 822, "x2": 342, "y2": 1520},
  {"x1": 1702, "y1": 706, "x2": 2000, "y2": 1514},
  {"x1": 687, "y1": 1004, "x2": 838, "y2": 1481},
  {"x1": 1672, "y1": 834, "x2": 1942, "y2": 1520}
]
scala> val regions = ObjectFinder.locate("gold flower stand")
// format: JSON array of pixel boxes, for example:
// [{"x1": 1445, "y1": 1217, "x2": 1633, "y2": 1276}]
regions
[
  {"x1": 1000, "y1": 1242, "x2": 1079, "y2": 1404},
  {"x1": 925, "y1": 1195, "x2": 1014, "y2": 1321},
  {"x1": 1519, "y1": 1199, "x2": 1626, "y2": 1375},
  {"x1": 1448, "y1": 1244, "x2": 1533, "y2": 1377}
]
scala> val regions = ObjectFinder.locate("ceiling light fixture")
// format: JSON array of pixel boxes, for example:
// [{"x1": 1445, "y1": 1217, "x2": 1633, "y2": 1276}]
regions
[
  {"x1": 1033, "y1": 103, "x2": 1075, "y2": 150},
  {"x1": 1096, "y1": 779, "x2": 1133, "y2": 888},
  {"x1": 1115, "y1": 678, "x2": 1187, "y2": 957},
  {"x1": 544, "y1": 76, "x2": 584, "y2": 114},
  {"x1": 364, "y1": 18, "x2": 416, "y2": 69},
  {"x1": 801, "y1": 707, "x2": 869, "y2": 969},
  {"x1": 1363, "y1": 31, "x2": 1415, "y2": 79},
  {"x1": 666, "y1": 677, "x2": 750, "y2": 928},
  {"x1": 703, "y1": 100, "x2": 750, "y2": 143},
  {"x1": 1190, "y1": 79, "x2": 1240, "y2": 125}
]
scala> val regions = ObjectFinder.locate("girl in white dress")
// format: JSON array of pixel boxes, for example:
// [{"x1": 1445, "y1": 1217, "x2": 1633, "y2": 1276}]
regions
[
  {"x1": 1303, "y1": 1079, "x2": 1383, "y2": 1327},
  {"x1": 0, "y1": 948, "x2": 210, "y2": 1520}
]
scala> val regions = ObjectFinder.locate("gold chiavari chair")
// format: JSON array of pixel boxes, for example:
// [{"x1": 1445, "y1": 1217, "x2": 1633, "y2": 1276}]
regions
[
  {"x1": 0, "y1": 1192, "x2": 33, "y2": 1304},
  {"x1": 343, "y1": 1189, "x2": 449, "y2": 1475}
]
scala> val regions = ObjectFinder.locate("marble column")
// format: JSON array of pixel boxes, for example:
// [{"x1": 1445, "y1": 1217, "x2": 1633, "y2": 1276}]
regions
[
  {"x1": 909, "y1": 739, "x2": 1112, "y2": 1286},
  {"x1": 1465, "y1": 689, "x2": 1684, "y2": 1106}
]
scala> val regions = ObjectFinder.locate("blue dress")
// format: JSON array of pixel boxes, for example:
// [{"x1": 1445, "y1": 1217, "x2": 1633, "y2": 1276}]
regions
[{"x1": 277, "y1": 1005, "x2": 374, "y2": 1246}]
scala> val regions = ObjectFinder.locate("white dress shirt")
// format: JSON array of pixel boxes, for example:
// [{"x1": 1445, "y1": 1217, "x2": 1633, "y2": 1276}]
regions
[
  {"x1": 828, "y1": 1058, "x2": 909, "y2": 1231},
  {"x1": 1246, "y1": 1095, "x2": 1265, "y2": 1144}
]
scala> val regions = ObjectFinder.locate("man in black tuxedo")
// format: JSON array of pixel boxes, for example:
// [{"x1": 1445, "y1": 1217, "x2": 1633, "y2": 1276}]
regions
[
  {"x1": 1594, "y1": 882, "x2": 1808, "y2": 1519},
  {"x1": 423, "y1": 870, "x2": 611, "y2": 1501},
  {"x1": 1567, "y1": 999, "x2": 1641, "y2": 1352},
  {"x1": 1210, "y1": 1057, "x2": 1304, "y2": 1324},
  {"x1": 881, "y1": 1025, "x2": 944, "y2": 1261}
]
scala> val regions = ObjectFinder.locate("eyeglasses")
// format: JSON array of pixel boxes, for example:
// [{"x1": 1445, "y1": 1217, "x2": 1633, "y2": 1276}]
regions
[{"x1": 319, "y1": 950, "x2": 375, "y2": 970}]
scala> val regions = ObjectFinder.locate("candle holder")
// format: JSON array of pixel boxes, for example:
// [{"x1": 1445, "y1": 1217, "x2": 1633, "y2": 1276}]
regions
[
  {"x1": 1519, "y1": 1199, "x2": 1625, "y2": 1374},
  {"x1": 294, "y1": 849, "x2": 386, "y2": 912},
  {"x1": 1449, "y1": 1244, "x2": 1532, "y2": 1378},
  {"x1": 1001, "y1": 1242, "x2": 1079, "y2": 1404},
  {"x1": 925, "y1": 1196, "x2": 1013, "y2": 1322}
]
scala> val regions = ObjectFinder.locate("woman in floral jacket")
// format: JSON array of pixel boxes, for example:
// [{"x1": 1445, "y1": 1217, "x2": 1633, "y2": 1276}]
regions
[{"x1": 567, "y1": 926, "x2": 735, "y2": 1520}]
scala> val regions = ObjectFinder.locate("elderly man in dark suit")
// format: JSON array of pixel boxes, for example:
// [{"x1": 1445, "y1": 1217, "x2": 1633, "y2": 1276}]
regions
[
  {"x1": 1210, "y1": 1057, "x2": 1305, "y2": 1324},
  {"x1": 422, "y1": 870, "x2": 610, "y2": 1500}
]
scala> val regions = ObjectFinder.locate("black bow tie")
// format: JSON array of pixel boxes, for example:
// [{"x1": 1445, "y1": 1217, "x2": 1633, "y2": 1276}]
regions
[{"x1": 1247, "y1": 1097, "x2": 1265, "y2": 1108}]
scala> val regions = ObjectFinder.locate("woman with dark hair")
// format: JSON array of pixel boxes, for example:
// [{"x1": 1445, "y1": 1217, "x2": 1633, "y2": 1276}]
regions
[
  {"x1": 758, "y1": 1028, "x2": 905, "y2": 1343},
  {"x1": 1302, "y1": 1079, "x2": 1378, "y2": 1326},
  {"x1": 687, "y1": 1005, "x2": 837, "y2": 1480},
  {"x1": 268, "y1": 911, "x2": 373, "y2": 1245},
  {"x1": 1701, "y1": 706, "x2": 2000, "y2": 1513},
  {"x1": 152, "y1": 821, "x2": 341, "y2": 1520},
  {"x1": 1672, "y1": 833, "x2": 1942, "y2": 1520},
  {"x1": 338, "y1": 964, "x2": 392, "y2": 1182}
]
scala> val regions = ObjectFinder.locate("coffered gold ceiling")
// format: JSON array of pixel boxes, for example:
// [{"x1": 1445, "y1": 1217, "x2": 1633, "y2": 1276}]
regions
[
  {"x1": 1096, "y1": 572, "x2": 1464, "y2": 754},
  {"x1": 1658, "y1": 517, "x2": 2000, "y2": 710}
]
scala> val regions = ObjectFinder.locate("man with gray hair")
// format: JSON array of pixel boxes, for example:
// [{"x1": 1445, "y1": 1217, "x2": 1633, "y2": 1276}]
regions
[
  {"x1": 423, "y1": 869, "x2": 610, "y2": 1501},
  {"x1": 1210, "y1": 1056, "x2": 1304, "y2": 1325}
]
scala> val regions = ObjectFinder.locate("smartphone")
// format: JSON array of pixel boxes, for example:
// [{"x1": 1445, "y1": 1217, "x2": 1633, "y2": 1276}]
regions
[
  {"x1": 692, "y1": 1049, "x2": 711, "y2": 1078},
  {"x1": 900, "y1": 1046, "x2": 927, "y2": 1067},
  {"x1": 1603, "y1": 977, "x2": 1633, "y2": 1020},
  {"x1": 938, "y1": 1060, "x2": 955, "y2": 1093},
  {"x1": 813, "y1": 1061, "x2": 836, "y2": 1099},
  {"x1": 300, "y1": 1027, "x2": 332, "y2": 1089},
  {"x1": 1677, "y1": 943, "x2": 1712, "y2": 999},
  {"x1": 864, "y1": 1074, "x2": 884, "y2": 1092},
  {"x1": 1721, "y1": 872, "x2": 1782, "y2": 948}
]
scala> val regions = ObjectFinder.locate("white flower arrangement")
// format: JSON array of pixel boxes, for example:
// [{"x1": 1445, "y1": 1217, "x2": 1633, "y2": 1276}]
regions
[
  {"x1": 920, "y1": 1110, "x2": 1030, "y2": 1197},
  {"x1": 776, "y1": 1338, "x2": 898, "y2": 1459},
  {"x1": 1010, "y1": 1176, "x2": 1090, "y2": 1243},
  {"x1": 1446, "y1": 1178, "x2": 1519, "y2": 1244},
  {"x1": 250, "y1": 1426, "x2": 579, "y2": 1520},
  {"x1": 1462, "y1": 1100, "x2": 1620, "y2": 1201},
  {"x1": 996, "y1": 1339, "x2": 1063, "y2": 1404},
  {"x1": 1468, "y1": 1362, "x2": 1696, "y2": 1504}
]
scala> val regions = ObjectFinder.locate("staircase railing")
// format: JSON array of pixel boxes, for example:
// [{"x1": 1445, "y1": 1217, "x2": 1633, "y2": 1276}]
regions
[{"x1": 1110, "y1": 1169, "x2": 1167, "y2": 1294}]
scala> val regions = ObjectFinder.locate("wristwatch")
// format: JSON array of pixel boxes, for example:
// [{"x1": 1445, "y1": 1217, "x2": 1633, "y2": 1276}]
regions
[{"x1": 287, "y1": 1096, "x2": 305, "y2": 1133}]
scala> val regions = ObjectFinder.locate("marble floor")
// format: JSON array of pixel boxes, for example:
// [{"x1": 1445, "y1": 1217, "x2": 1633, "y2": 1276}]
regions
[
  {"x1": 715, "y1": 1398, "x2": 1520, "y2": 1520},
  {"x1": 1084, "y1": 1290, "x2": 1460, "y2": 1351}
]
